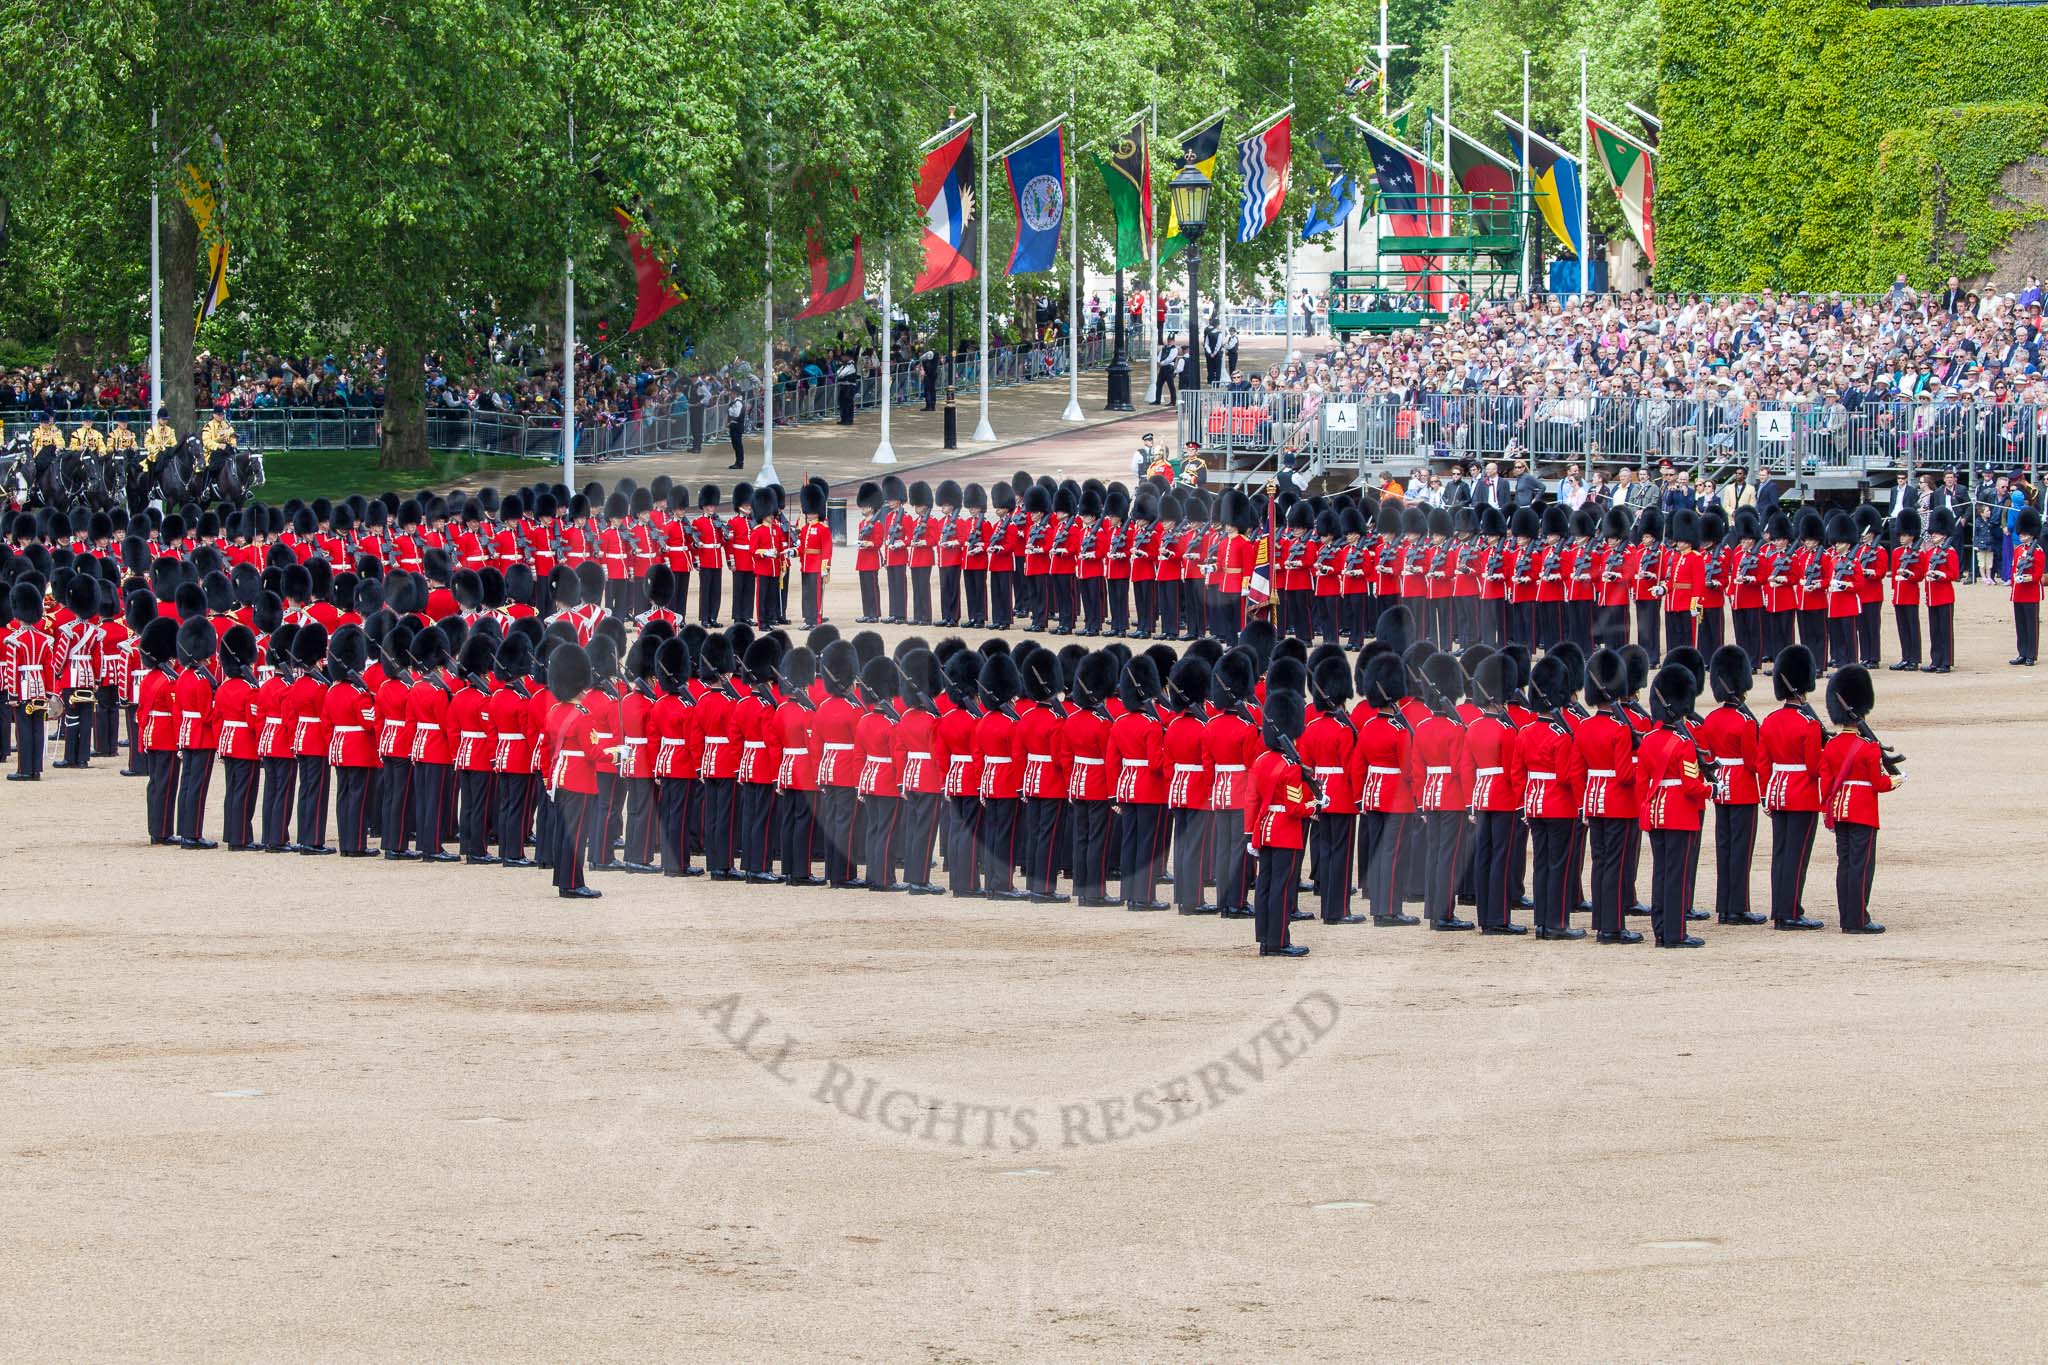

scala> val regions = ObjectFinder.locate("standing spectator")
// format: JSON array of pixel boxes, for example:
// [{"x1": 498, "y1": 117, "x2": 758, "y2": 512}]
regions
[{"x1": 1511, "y1": 458, "x2": 1542, "y2": 509}]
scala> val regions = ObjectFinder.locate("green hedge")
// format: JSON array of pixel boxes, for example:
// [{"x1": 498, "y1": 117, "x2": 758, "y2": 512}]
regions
[{"x1": 1659, "y1": 3, "x2": 2048, "y2": 290}]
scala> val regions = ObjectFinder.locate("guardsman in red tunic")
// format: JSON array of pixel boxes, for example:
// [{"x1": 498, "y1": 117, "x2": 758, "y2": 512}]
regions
[
  {"x1": 1296, "y1": 654, "x2": 1358, "y2": 924},
  {"x1": 211, "y1": 625, "x2": 263, "y2": 850},
  {"x1": 731, "y1": 637, "x2": 781, "y2": 882},
  {"x1": 1822, "y1": 513, "x2": 1861, "y2": 673},
  {"x1": 1761, "y1": 512, "x2": 1797, "y2": 668},
  {"x1": 1698, "y1": 645, "x2": 1767, "y2": 926},
  {"x1": 808, "y1": 641, "x2": 862, "y2": 886},
  {"x1": 1727, "y1": 509, "x2": 1766, "y2": 668},
  {"x1": 323, "y1": 625, "x2": 382, "y2": 858},
  {"x1": 1162, "y1": 653, "x2": 1216, "y2": 915},
  {"x1": 974, "y1": 651, "x2": 1029, "y2": 899},
  {"x1": 172, "y1": 616, "x2": 221, "y2": 847},
  {"x1": 797, "y1": 482, "x2": 834, "y2": 629},
  {"x1": 540, "y1": 642, "x2": 604, "y2": 898},
  {"x1": 1577, "y1": 648, "x2": 1641, "y2": 943},
  {"x1": 1415, "y1": 652, "x2": 1476, "y2": 931},
  {"x1": 1051, "y1": 487, "x2": 1085, "y2": 634},
  {"x1": 1351, "y1": 651, "x2": 1419, "y2": 926},
  {"x1": 3, "y1": 581, "x2": 53, "y2": 781},
  {"x1": 2009, "y1": 508, "x2": 2043, "y2": 666},
  {"x1": 989, "y1": 480, "x2": 1023, "y2": 631},
  {"x1": 287, "y1": 624, "x2": 334, "y2": 854},
  {"x1": 1202, "y1": 649, "x2": 1261, "y2": 919},
  {"x1": 1462, "y1": 653, "x2": 1522, "y2": 932},
  {"x1": 1660, "y1": 508, "x2": 1707, "y2": 654},
  {"x1": 1639, "y1": 664, "x2": 1710, "y2": 948},
  {"x1": 1629, "y1": 508, "x2": 1663, "y2": 658},
  {"x1": 956, "y1": 483, "x2": 990, "y2": 628},
  {"x1": 1128, "y1": 493, "x2": 1161, "y2": 639},
  {"x1": 931, "y1": 481, "x2": 966, "y2": 628},
  {"x1": 853, "y1": 657, "x2": 903, "y2": 890},
  {"x1": 1053, "y1": 651, "x2": 1112, "y2": 906},
  {"x1": 853, "y1": 481, "x2": 885, "y2": 623},
  {"x1": 937, "y1": 650, "x2": 986, "y2": 895},
  {"x1": 375, "y1": 624, "x2": 418, "y2": 859},
  {"x1": 1821, "y1": 664, "x2": 1898, "y2": 934},
  {"x1": 1513, "y1": 654, "x2": 1587, "y2": 939},
  {"x1": 1100, "y1": 489, "x2": 1132, "y2": 638},
  {"x1": 252, "y1": 624, "x2": 303, "y2": 851},
  {"x1": 877, "y1": 476, "x2": 910, "y2": 624},
  {"x1": 405, "y1": 625, "x2": 459, "y2": 862},
  {"x1": 1016, "y1": 648, "x2": 1073, "y2": 902},
  {"x1": 905, "y1": 480, "x2": 936, "y2": 626},
  {"x1": 1075, "y1": 489, "x2": 1110, "y2": 638},
  {"x1": 135, "y1": 617, "x2": 182, "y2": 841},
  {"x1": 1918, "y1": 508, "x2": 1959, "y2": 673},
  {"x1": 450, "y1": 634, "x2": 502, "y2": 865},
  {"x1": 1758, "y1": 644, "x2": 1825, "y2": 930},
  {"x1": 891, "y1": 648, "x2": 945, "y2": 895},
  {"x1": 748, "y1": 497, "x2": 791, "y2": 630},
  {"x1": 691, "y1": 484, "x2": 726, "y2": 626},
  {"x1": 1108, "y1": 655, "x2": 1170, "y2": 910},
  {"x1": 646, "y1": 637, "x2": 701, "y2": 878},
  {"x1": 726, "y1": 483, "x2": 757, "y2": 627},
  {"x1": 1888, "y1": 509, "x2": 1924, "y2": 670},
  {"x1": 1249, "y1": 689, "x2": 1315, "y2": 957},
  {"x1": 693, "y1": 635, "x2": 745, "y2": 878}
]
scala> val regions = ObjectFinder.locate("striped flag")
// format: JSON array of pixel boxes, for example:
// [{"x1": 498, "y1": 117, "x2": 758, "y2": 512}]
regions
[
  {"x1": 1235, "y1": 115, "x2": 1291, "y2": 244},
  {"x1": 1245, "y1": 496, "x2": 1275, "y2": 615}
]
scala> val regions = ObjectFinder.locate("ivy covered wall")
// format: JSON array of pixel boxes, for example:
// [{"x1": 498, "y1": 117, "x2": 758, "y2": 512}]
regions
[{"x1": 1659, "y1": 1, "x2": 2048, "y2": 290}]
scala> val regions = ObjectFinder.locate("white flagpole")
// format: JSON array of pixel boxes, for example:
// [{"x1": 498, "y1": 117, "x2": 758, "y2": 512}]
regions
[
  {"x1": 873, "y1": 257, "x2": 897, "y2": 461},
  {"x1": 759, "y1": 109, "x2": 780, "y2": 487},
  {"x1": 1579, "y1": 49, "x2": 1591, "y2": 298},
  {"x1": 1521, "y1": 51, "x2": 1532, "y2": 296},
  {"x1": 1063, "y1": 85, "x2": 1083, "y2": 422},
  {"x1": 563, "y1": 104, "x2": 576, "y2": 491},
  {"x1": 149, "y1": 107, "x2": 162, "y2": 423},
  {"x1": 973, "y1": 88, "x2": 995, "y2": 442},
  {"x1": 1147, "y1": 96, "x2": 1158, "y2": 370}
]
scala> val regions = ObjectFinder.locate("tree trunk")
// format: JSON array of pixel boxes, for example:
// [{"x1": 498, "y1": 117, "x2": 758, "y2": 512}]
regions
[
  {"x1": 162, "y1": 195, "x2": 198, "y2": 439},
  {"x1": 379, "y1": 329, "x2": 428, "y2": 470}
]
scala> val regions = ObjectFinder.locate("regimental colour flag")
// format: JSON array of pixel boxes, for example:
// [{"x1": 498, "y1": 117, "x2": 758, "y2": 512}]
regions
[
  {"x1": 1587, "y1": 113, "x2": 1655, "y2": 266},
  {"x1": 1094, "y1": 118, "x2": 1152, "y2": 270},
  {"x1": 1161, "y1": 114, "x2": 1223, "y2": 263},
  {"x1": 1496, "y1": 112, "x2": 1583, "y2": 261},
  {"x1": 1356, "y1": 121, "x2": 1445, "y2": 308},
  {"x1": 1004, "y1": 124, "x2": 1066, "y2": 277},
  {"x1": 1235, "y1": 115, "x2": 1291, "y2": 245},
  {"x1": 611, "y1": 207, "x2": 687, "y2": 332},
  {"x1": 914, "y1": 125, "x2": 976, "y2": 294}
]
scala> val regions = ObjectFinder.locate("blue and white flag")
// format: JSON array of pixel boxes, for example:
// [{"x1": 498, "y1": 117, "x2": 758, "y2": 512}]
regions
[
  {"x1": 1004, "y1": 126, "x2": 1066, "y2": 276},
  {"x1": 1236, "y1": 115, "x2": 1291, "y2": 244}
]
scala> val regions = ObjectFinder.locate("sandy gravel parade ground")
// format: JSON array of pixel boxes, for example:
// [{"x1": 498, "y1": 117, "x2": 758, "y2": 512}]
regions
[{"x1": 5, "y1": 422, "x2": 2048, "y2": 1359}]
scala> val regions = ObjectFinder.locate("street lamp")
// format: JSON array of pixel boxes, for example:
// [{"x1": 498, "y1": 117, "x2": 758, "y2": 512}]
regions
[{"x1": 1169, "y1": 153, "x2": 1212, "y2": 398}]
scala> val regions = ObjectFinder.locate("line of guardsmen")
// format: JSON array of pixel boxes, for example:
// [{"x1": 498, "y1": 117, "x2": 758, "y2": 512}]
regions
[
  {"x1": 10, "y1": 465, "x2": 2032, "y2": 682},
  {"x1": 1, "y1": 488, "x2": 1908, "y2": 947}
]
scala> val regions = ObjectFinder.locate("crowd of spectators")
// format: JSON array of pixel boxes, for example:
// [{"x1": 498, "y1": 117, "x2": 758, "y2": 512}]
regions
[{"x1": 1210, "y1": 276, "x2": 2048, "y2": 472}]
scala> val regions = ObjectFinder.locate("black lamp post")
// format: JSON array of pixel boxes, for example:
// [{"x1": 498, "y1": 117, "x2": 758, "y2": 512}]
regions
[
  {"x1": 1105, "y1": 266, "x2": 1132, "y2": 411},
  {"x1": 1169, "y1": 153, "x2": 1213, "y2": 399}
]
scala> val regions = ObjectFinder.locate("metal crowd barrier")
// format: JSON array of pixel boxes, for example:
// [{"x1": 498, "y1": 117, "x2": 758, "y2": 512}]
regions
[{"x1": 1177, "y1": 388, "x2": 2048, "y2": 492}]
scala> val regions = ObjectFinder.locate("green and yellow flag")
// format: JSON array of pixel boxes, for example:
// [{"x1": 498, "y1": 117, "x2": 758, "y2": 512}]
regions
[
  {"x1": 1093, "y1": 117, "x2": 1153, "y2": 271},
  {"x1": 1160, "y1": 114, "x2": 1223, "y2": 264}
]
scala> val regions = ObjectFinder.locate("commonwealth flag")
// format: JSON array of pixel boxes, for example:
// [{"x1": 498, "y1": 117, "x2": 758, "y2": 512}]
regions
[
  {"x1": 1587, "y1": 113, "x2": 1655, "y2": 266},
  {"x1": 179, "y1": 147, "x2": 229, "y2": 335},
  {"x1": 1093, "y1": 118, "x2": 1152, "y2": 271},
  {"x1": 1495, "y1": 112, "x2": 1582, "y2": 260},
  {"x1": 1161, "y1": 114, "x2": 1223, "y2": 264}
]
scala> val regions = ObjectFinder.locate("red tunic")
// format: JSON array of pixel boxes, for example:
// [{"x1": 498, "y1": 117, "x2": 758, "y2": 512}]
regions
[
  {"x1": 1694, "y1": 703, "x2": 1760, "y2": 807},
  {"x1": 1821, "y1": 731, "x2": 1894, "y2": 828},
  {"x1": 1512, "y1": 715, "x2": 1585, "y2": 820},
  {"x1": 1758, "y1": 704, "x2": 1825, "y2": 812},
  {"x1": 1249, "y1": 751, "x2": 1315, "y2": 850},
  {"x1": 1636, "y1": 727, "x2": 1709, "y2": 830},
  {"x1": 1107, "y1": 710, "x2": 1166, "y2": 804}
]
